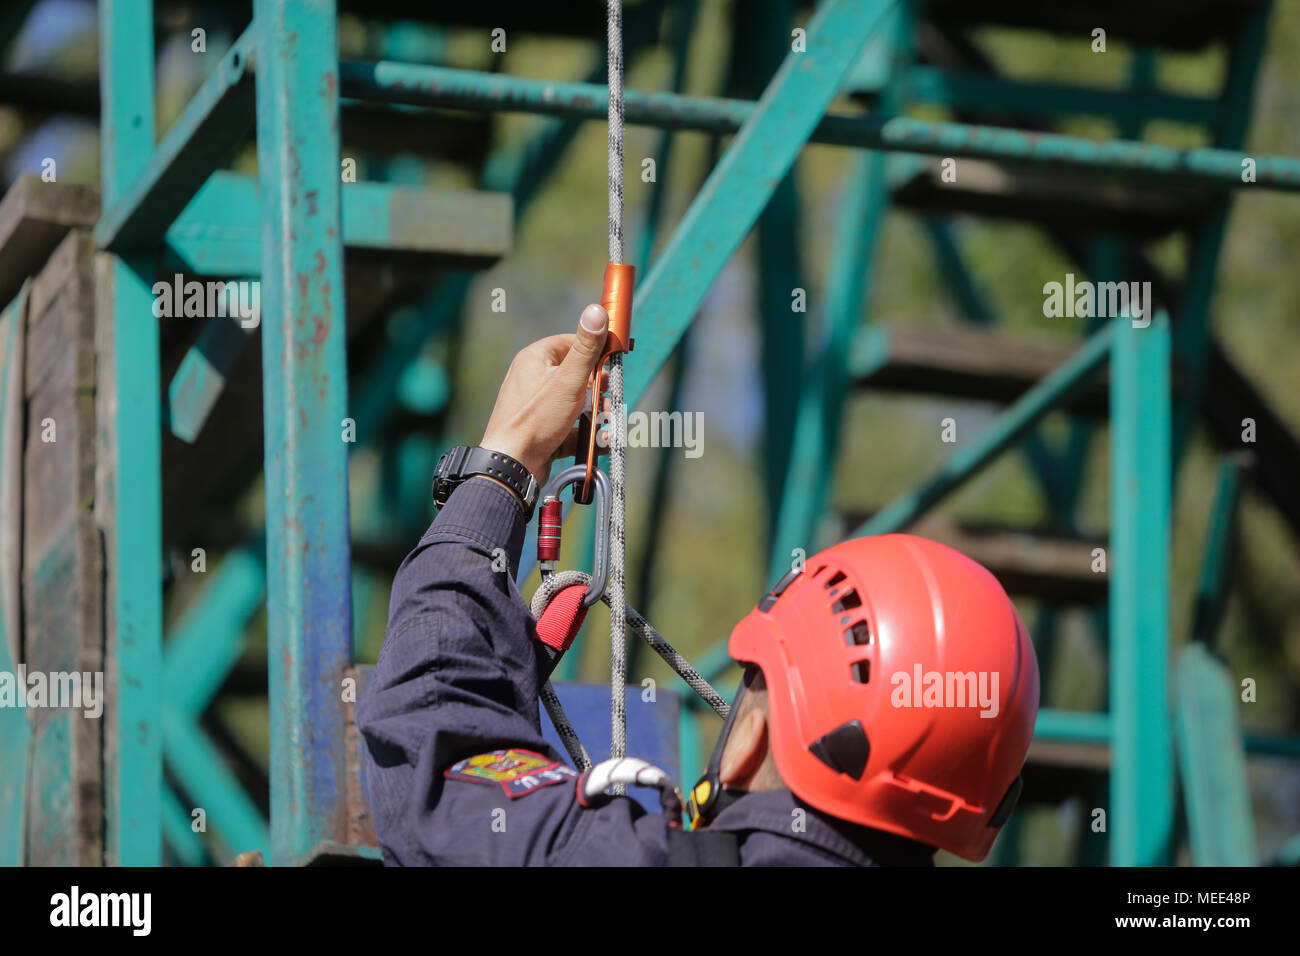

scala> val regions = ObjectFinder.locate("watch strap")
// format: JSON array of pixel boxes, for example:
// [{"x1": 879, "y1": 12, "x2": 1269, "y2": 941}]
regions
[{"x1": 433, "y1": 445, "x2": 538, "y2": 518}]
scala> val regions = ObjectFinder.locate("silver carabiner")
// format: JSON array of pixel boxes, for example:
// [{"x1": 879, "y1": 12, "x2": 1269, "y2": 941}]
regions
[{"x1": 537, "y1": 463, "x2": 611, "y2": 607}]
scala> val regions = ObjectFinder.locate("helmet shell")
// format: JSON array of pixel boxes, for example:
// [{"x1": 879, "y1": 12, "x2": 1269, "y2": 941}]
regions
[{"x1": 729, "y1": 534, "x2": 1039, "y2": 861}]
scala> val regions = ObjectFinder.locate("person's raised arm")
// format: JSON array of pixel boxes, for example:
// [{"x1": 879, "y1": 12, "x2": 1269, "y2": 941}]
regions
[{"x1": 356, "y1": 305, "x2": 609, "y2": 863}]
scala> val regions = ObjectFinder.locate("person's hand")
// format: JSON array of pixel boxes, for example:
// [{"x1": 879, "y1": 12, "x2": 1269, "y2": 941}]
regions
[{"x1": 480, "y1": 303, "x2": 609, "y2": 484}]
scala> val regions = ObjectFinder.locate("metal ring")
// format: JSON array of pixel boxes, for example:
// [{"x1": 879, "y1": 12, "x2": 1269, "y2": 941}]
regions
[{"x1": 539, "y1": 464, "x2": 612, "y2": 607}]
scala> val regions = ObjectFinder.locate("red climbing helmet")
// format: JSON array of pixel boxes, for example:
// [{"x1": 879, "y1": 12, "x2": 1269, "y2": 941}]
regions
[{"x1": 728, "y1": 534, "x2": 1039, "y2": 861}]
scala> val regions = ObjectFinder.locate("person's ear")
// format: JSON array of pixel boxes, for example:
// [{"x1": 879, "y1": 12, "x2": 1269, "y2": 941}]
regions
[{"x1": 718, "y1": 707, "x2": 768, "y2": 790}]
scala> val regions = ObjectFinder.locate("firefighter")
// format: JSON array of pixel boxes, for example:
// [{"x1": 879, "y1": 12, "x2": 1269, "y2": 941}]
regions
[{"x1": 357, "y1": 304, "x2": 1040, "y2": 866}]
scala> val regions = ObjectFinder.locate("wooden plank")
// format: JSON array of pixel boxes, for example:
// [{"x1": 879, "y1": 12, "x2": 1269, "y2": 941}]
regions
[
  {"x1": 24, "y1": 234, "x2": 96, "y2": 402},
  {"x1": 892, "y1": 158, "x2": 1222, "y2": 239},
  {"x1": 17, "y1": 227, "x2": 103, "y2": 866},
  {"x1": 841, "y1": 512, "x2": 1108, "y2": 603},
  {"x1": 853, "y1": 323, "x2": 1112, "y2": 417},
  {"x1": 21, "y1": 517, "x2": 104, "y2": 866},
  {"x1": 0, "y1": 175, "x2": 99, "y2": 311},
  {"x1": 22, "y1": 234, "x2": 97, "y2": 566}
]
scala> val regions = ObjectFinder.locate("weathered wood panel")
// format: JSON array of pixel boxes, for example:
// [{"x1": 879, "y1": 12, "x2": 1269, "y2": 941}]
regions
[{"x1": 17, "y1": 226, "x2": 103, "y2": 866}]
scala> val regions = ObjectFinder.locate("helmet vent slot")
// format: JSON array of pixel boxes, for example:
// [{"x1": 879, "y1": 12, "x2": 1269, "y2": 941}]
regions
[
  {"x1": 831, "y1": 589, "x2": 861, "y2": 613},
  {"x1": 850, "y1": 661, "x2": 871, "y2": 684},
  {"x1": 844, "y1": 621, "x2": 871, "y2": 646},
  {"x1": 808, "y1": 720, "x2": 870, "y2": 780},
  {"x1": 824, "y1": 571, "x2": 846, "y2": 588}
]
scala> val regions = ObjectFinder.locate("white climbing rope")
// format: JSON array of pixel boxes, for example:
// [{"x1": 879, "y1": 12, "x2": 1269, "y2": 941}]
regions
[
  {"x1": 606, "y1": 0, "x2": 629, "y2": 793},
  {"x1": 533, "y1": 569, "x2": 731, "y2": 717},
  {"x1": 535, "y1": 2, "x2": 725, "y2": 799}
]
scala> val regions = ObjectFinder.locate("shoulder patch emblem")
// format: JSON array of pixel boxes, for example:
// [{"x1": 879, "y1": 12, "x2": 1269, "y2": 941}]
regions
[{"x1": 443, "y1": 748, "x2": 578, "y2": 799}]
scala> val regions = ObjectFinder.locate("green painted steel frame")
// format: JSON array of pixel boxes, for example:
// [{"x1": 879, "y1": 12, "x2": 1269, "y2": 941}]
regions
[
  {"x1": 338, "y1": 64, "x2": 1300, "y2": 192},
  {"x1": 1109, "y1": 310, "x2": 1174, "y2": 866},
  {"x1": 162, "y1": 542, "x2": 270, "y2": 860},
  {"x1": 74, "y1": 0, "x2": 1298, "y2": 867},
  {"x1": 95, "y1": 26, "x2": 256, "y2": 251},
  {"x1": 253, "y1": 0, "x2": 353, "y2": 867},
  {"x1": 98, "y1": 0, "x2": 164, "y2": 867},
  {"x1": 769, "y1": 0, "x2": 909, "y2": 586},
  {"x1": 1175, "y1": 458, "x2": 1255, "y2": 866},
  {"x1": 148, "y1": 0, "x2": 676, "y2": 865}
]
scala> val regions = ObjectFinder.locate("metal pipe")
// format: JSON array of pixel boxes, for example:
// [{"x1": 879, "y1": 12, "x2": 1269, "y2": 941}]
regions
[
  {"x1": 338, "y1": 61, "x2": 1300, "y2": 192},
  {"x1": 98, "y1": 0, "x2": 164, "y2": 867},
  {"x1": 254, "y1": 0, "x2": 353, "y2": 866},
  {"x1": 1110, "y1": 311, "x2": 1174, "y2": 867},
  {"x1": 96, "y1": 26, "x2": 256, "y2": 251}
]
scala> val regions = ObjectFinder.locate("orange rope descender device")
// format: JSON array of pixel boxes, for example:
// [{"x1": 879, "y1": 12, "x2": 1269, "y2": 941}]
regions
[{"x1": 575, "y1": 261, "x2": 634, "y2": 504}]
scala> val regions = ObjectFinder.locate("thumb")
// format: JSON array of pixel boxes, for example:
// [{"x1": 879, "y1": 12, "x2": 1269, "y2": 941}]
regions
[{"x1": 556, "y1": 304, "x2": 608, "y2": 387}]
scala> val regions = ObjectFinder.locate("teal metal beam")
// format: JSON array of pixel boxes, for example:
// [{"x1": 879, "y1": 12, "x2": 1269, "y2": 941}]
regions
[
  {"x1": 768, "y1": 0, "x2": 909, "y2": 584},
  {"x1": 727, "y1": 0, "x2": 809, "y2": 549},
  {"x1": 99, "y1": 0, "x2": 163, "y2": 867},
  {"x1": 1171, "y1": 3, "x2": 1271, "y2": 463},
  {"x1": 163, "y1": 707, "x2": 272, "y2": 860},
  {"x1": 625, "y1": 0, "x2": 899, "y2": 408},
  {"x1": 1190, "y1": 458, "x2": 1246, "y2": 648},
  {"x1": 163, "y1": 171, "x2": 513, "y2": 277},
  {"x1": 626, "y1": 0, "x2": 699, "y2": 677},
  {"x1": 161, "y1": 544, "x2": 268, "y2": 866},
  {"x1": 338, "y1": 63, "x2": 1300, "y2": 192},
  {"x1": 1034, "y1": 708, "x2": 1111, "y2": 745},
  {"x1": 513, "y1": 0, "x2": 899, "y2": 589},
  {"x1": 167, "y1": 315, "x2": 255, "y2": 444},
  {"x1": 161, "y1": 784, "x2": 209, "y2": 867},
  {"x1": 1034, "y1": 709, "x2": 1300, "y2": 761},
  {"x1": 771, "y1": 153, "x2": 889, "y2": 583},
  {"x1": 1109, "y1": 310, "x2": 1174, "y2": 867},
  {"x1": 163, "y1": 172, "x2": 509, "y2": 442},
  {"x1": 1174, "y1": 457, "x2": 1253, "y2": 865},
  {"x1": 355, "y1": 1, "x2": 667, "y2": 502},
  {"x1": 164, "y1": 544, "x2": 267, "y2": 717},
  {"x1": 253, "y1": 0, "x2": 353, "y2": 866},
  {"x1": 95, "y1": 28, "x2": 256, "y2": 252},
  {"x1": 1175, "y1": 644, "x2": 1256, "y2": 865},
  {"x1": 850, "y1": 322, "x2": 1112, "y2": 538}
]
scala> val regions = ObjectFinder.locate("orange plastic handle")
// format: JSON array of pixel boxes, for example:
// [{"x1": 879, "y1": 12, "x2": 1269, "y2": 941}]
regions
[
  {"x1": 600, "y1": 262, "x2": 635, "y2": 358},
  {"x1": 579, "y1": 262, "x2": 635, "y2": 502}
]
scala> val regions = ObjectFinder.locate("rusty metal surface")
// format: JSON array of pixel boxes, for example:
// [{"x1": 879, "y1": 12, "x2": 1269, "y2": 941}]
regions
[{"x1": 253, "y1": 0, "x2": 354, "y2": 866}]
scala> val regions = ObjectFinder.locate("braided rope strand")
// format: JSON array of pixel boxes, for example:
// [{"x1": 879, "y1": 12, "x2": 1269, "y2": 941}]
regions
[
  {"x1": 606, "y1": 0, "x2": 629, "y2": 794},
  {"x1": 607, "y1": 0, "x2": 625, "y2": 264},
  {"x1": 540, "y1": 679, "x2": 593, "y2": 771},
  {"x1": 532, "y1": 571, "x2": 731, "y2": 720}
]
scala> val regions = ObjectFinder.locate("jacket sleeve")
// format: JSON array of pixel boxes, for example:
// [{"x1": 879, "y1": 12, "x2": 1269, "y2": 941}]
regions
[{"x1": 356, "y1": 476, "x2": 668, "y2": 865}]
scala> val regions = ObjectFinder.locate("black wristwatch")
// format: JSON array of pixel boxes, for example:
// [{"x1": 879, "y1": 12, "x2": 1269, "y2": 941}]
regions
[{"x1": 432, "y1": 445, "x2": 539, "y2": 519}]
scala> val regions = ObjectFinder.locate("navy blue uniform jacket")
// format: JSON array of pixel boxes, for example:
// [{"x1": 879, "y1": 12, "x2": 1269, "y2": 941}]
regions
[{"x1": 357, "y1": 477, "x2": 936, "y2": 866}]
